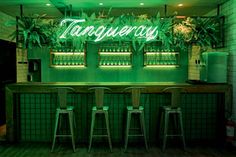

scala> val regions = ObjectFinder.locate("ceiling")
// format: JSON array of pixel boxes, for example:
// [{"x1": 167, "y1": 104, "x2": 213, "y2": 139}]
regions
[{"x1": 0, "y1": 0, "x2": 229, "y2": 18}]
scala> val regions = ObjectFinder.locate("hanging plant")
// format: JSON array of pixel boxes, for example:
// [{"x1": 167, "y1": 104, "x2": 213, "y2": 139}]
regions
[
  {"x1": 7, "y1": 14, "x2": 58, "y2": 49},
  {"x1": 173, "y1": 16, "x2": 220, "y2": 52},
  {"x1": 191, "y1": 17, "x2": 219, "y2": 51},
  {"x1": 173, "y1": 17, "x2": 195, "y2": 51},
  {"x1": 5, "y1": 11, "x2": 221, "y2": 54}
]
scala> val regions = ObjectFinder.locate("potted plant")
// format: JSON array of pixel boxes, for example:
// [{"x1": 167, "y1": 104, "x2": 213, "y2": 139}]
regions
[
  {"x1": 191, "y1": 17, "x2": 220, "y2": 52},
  {"x1": 7, "y1": 14, "x2": 61, "y2": 49},
  {"x1": 173, "y1": 16, "x2": 220, "y2": 52}
]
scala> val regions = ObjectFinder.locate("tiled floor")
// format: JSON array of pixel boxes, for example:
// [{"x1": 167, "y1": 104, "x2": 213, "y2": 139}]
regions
[
  {"x1": 0, "y1": 124, "x2": 236, "y2": 157},
  {"x1": 0, "y1": 142, "x2": 236, "y2": 157}
]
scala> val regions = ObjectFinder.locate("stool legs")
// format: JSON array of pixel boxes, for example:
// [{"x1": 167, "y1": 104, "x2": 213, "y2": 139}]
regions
[
  {"x1": 88, "y1": 111, "x2": 96, "y2": 152},
  {"x1": 51, "y1": 111, "x2": 60, "y2": 152},
  {"x1": 105, "y1": 112, "x2": 112, "y2": 152},
  {"x1": 124, "y1": 111, "x2": 148, "y2": 152},
  {"x1": 51, "y1": 111, "x2": 75, "y2": 152},
  {"x1": 179, "y1": 112, "x2": 186, "y2": 150},
  {"x1": 162, "y1": 111, "x2": 169, "y2": 151},
  {"x1": 140, "y1": 112, "x2": 148, "y2": 151},
  {"x1": 162, "y1": 110, "x2": 185, "y2": 151},
  {"x1": 88, "y1": 111, "x2": 112, "y2": 152},
  {"x1": 124, "y1": 112, "x2": 131, "y2": 152},
  {"x1": 69, "y1": 112, "x2": 76, "y2": 152}
]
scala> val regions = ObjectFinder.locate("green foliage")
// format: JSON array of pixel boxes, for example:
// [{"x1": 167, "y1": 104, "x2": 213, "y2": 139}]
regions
[
  {"x1": 191, "y1": 17, "x2": 220, "y2": 51},
  {"x1": 173, "y1": 16, "x2": 220, "y2": 52},
  {"x1": 7, "y1": 12, "x2": 221, "y2": 53},
  {"x1": 65, "y1": 12, "x2": 173, "y2": 52},
  {"x1": 7, "y1": 14, "x2": 61, "y2": 49}
]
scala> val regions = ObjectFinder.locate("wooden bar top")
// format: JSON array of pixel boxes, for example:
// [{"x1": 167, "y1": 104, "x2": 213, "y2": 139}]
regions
[{"x1": 5, "y1": 82, "x2": 231, "y2": 93}]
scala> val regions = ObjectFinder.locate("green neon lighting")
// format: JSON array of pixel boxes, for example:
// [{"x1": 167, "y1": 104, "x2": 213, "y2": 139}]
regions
[
  {"x1": 100, "y1": 52, "x2": 131, "y2": 55},
  {"x1": 145, "y1": 65, "x2": 179, "y2": 68},
  {"x1": 146, "y1": 52, "x2": 178, "y2": 55},
  {"x1": 59, "y1": 18, "x2": 158, "y2": 42},
  {"x1": 100, "y1": 65, "x2": 132, "y2": 68},
  {"x1": 53, "y1": 52, "x2": 84, "y2": 55},
  {"x1": 52, "y1": 65, "x2": 85, "y2": 68}
]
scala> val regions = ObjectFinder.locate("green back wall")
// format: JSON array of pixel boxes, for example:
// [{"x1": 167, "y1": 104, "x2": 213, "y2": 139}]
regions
[{"x1": 28, "y1": 43, "x2": 188, "y2": 82}]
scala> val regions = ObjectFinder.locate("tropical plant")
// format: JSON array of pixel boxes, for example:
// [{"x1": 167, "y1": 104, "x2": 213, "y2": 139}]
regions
[
  {"x1": 151, "y1": 13, "x2": 173, "y2": 51},
  {"x1": 173, "y1": 16, "x2": 220, "y2": 52},
  {"x1": 7, "y1": 14, "x2": 60, "y2": 49},
  {"x1": 6, "y1": 12, "x2": 222, "y2": 53},
  {"x1": 173, "y1": 17, "x2": 195, "y2": 50},
  {"x1": 191, "y1": 17, "x2": 220, "y2": 51}
]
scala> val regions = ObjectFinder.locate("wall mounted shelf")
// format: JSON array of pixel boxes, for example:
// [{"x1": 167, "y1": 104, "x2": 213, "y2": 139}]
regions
[
  {"x1": 50, "y1": 50, "x2": 86, "y2": 67},
  {"x1": 144, "y1": 52, "x2": 179, "y2": 67},
  {"x1": 98, "y1": 42, "x2": 132, "y2": 67},
  {"x1": 143, "y1": 43, "x2": 180, "y2": 67}
]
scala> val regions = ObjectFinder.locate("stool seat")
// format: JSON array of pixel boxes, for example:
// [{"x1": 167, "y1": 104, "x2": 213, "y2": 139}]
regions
[
  {"x1": 162, "y1": 106, "x2": 181, "y2": 111},
  {"x1": 57, "y1": 106, "x2": 74, "y2": 112},
  {"x1": 92, "y1": 106, "x2": 109, "y2": 111},
  {"x1": 127, "y1": 106, "x2": 144, "y2": 111}
]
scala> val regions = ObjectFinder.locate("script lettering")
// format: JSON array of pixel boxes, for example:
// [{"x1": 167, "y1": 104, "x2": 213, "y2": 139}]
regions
[{"x1": 59, "y1": 18, "x2": 159, "y2": 42}]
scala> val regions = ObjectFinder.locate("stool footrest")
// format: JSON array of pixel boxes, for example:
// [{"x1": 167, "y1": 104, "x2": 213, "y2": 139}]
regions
[
  {"x1": 128, "y1": 134, "x2": 145, "y2": 137},
  {"x1": 56, "y1": 134, "x2": 72, "y2": 137},
  {"x1": 92, "y1": 135, "x2": 109, "y2": 137},
  {"x1": 94, "y1": 128, "x2": 108, "y2": 130},
  {"x1": 165, "y1": 134, "x2": 184, "y2": 137},
  {"x1": 129, "y1": 128, "x2": 142, "y2": 130}
]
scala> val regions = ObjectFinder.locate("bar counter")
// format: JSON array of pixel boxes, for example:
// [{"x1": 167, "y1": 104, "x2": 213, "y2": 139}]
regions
[{"x1": 5, "y1": 82, "x2": 232, "y2": 143}]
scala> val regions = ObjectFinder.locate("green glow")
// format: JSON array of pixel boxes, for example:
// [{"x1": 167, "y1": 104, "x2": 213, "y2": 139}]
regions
[
  {"x1": 146, "y1": 52, "x2": 178, "y2": 55},
  {"x1": 100, "y1": 52, "x2": 131, "y2": 55},
  {"x1": 145, "y1": 65, "x2": 179, "y2": 68},
  {"x1": 99, "y1": 65, "x2": 132, "y2": 68},
  {"x1": 53, "y1": 52, "x2": 84, "y2": 55},
  {"x1": 59, "y1": 18, "x2": 158, "y2": 42},
  {"x1": 52, "y1": 52, "x2": 85, "y2": 66},
  {"x1": 52, "y1": 65, "x2": 85, "y2": 68}
]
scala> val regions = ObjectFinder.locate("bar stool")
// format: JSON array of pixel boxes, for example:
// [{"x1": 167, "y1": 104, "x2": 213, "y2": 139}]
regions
[
  {"x1": 160, "y1": 87, "x2": 186, "y2": 151},
  {"x1": 88, "y1": 87, "x2": 112, "y2": 152},
  {"x1": 51, "y1": 87, "x2": 76, "y2": 152},
  {"x1": 123, "y1": 87, "x2": 148, "y2": 152}
]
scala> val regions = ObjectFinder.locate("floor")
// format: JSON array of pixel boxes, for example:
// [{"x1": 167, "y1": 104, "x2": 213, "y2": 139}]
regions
[
  {"x1": 0, "y1": 142, "x2": 235, "y2": 157},
  {"x1": 0, "y1": 124, "x2": 236, "y2": 157}
]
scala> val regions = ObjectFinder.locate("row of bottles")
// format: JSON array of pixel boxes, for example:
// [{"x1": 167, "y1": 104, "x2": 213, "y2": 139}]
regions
[
  {"x1": 144, "y1": 53, "x2": 178, "y2": 66},
  {"x1": 51, "y1": 54, "x2": 178, "y2": 66},
  {"x1": 50, "y1": 44, "x2": 179, "y2": 67},
  {"x1": 99, "y1": 43, "x2": 132, "y2": 52},
  {"x1": 51, "y1": 48, "x2": 84, "y2": 53},
  {"x1": 99, "y1": 54, "x2": 131, "y2": 66},
  {"x1": 52, "y1": 53, "x2": 85, "y2": 66},
  {"x1": 144, "y1": 46, "x2": 176, "y2": 52}
]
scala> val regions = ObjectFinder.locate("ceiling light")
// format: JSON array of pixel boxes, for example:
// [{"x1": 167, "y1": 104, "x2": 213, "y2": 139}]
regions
[
  {"x1": 99, "y1": 2, "x2": 103, "y2": 6},
  {"x1": 46, "y1": 3, "x2": 51, "y2": 6},
  {"x1": 178, "y1": 4, "x2": 183, "y2": 7},
  {"x1": 140, "y1": 3, "x2": 144, "y2": 6}
]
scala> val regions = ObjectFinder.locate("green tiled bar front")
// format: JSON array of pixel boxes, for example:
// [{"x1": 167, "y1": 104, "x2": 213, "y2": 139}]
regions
[{"x1": 18, "y1": 93, "x2": 223, "y2": 144}]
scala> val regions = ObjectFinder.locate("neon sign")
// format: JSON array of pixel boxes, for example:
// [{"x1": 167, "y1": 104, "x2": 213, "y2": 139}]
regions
[{"x1": 59, "y1": 18, "x2": 159, "y2": 42}]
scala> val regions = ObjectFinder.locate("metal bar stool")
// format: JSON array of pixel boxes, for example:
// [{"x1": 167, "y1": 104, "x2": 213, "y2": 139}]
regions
[
  {"x1": 88, "y1": 87, "x2": 112, "y2": 152},
  {"x1": 123, "y1": 87, "x2": 148, "y2": 152},
  {"x1": 51, "y1": 87, "x2": 76, "y2": 152},
  {"x1": 160, "y1": 87, "x2": 186, "y2": 151}
]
